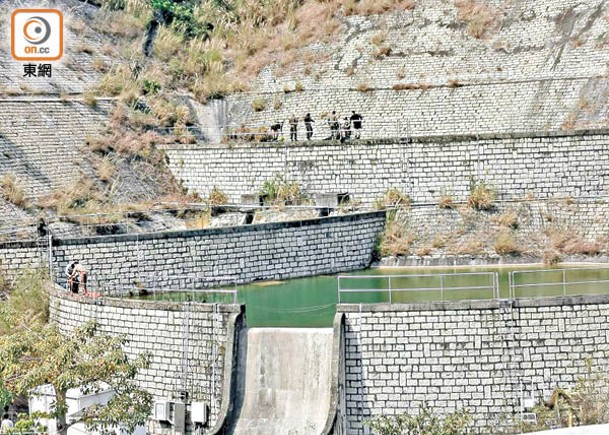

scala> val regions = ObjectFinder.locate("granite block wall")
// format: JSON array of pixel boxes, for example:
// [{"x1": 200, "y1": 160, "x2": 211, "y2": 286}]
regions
[
  {"x1": 0, "y1": 99, "x2": 111, "y2": 198},
  {"x1": 165, "y1": 129, "x2": 609, "y2": 205},
  {"x1": 338, "y1": 295, "x2": 609, "y2": 434},
  {"x1": 49, "y1": 287, "x2": 244, "y2": 435},
  {"x1": 217, "y1": 0, "x2": 609, "y2": 138},
  {"x1": 47, "y1": 212, "x2": 386, "y2": 291}
]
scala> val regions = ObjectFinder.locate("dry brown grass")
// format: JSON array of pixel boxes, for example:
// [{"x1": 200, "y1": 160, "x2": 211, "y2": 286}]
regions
[
  {"x1": 373, "y1": 188, "x2": 412, "y2": 210},
  {"x1": 373, "y1": 46, "x2": 392, "y2": 59},
  {"x1": 208, "y1": 186, "x2": 228, "y2": 206},
  {"x1": 379, "y1": 220, "x2": 415, "y2": 256},
  {"x1": 97, "y1": 158, "x2": 115, "y2": 182},
  {"x1": 344, "y1": 0, "x2": 414, "y2": 16},
  {"x1": 451, "y1": 238, "x2": 485, "y2": 255},
  {"x1": 415, "y1": 245, "x2": 432, "y2": 257},
  {"x1": 493, "y1": 209, "x2": 518, "y2": 229},
  {"x1": 92, "y1": 58, "x2": 109, "y2": 73},
  {"x1": 562, "y1": 112, "x2": 578, "y2": 130},
  {"x1": 392, "y1": 82, "x2": 431, "y2": 91},
  {"x1": 467, "y1": 181, "x2": 497, "y2": 210},
  {"x1": 357, "y1": 82, "x2": 372, "y2": 92},
  {"x1": 83, "y1": 91, "x2": 98, "y2": 108},
  {"x1": 493, "y1": 231, "x2": 521, "y2": 255},
  {"x1": 0, "y1": 174, "x2": 28, "y2": 208},
  {"x1": 454, "y1": 0, "x2": 497, "y2": 39},
  {"x1": 252, "y1": 98, "x2": 266, "y2": 112},
  {"x1": 544, "y1": 227, "x2": 602, "y2": 256},
  {"x1": 438, "y1": 194, "x2": 455, "y2": 209},
  {"x1": 38, "y1": 177, "x2": 105, "y2": 215},
  {"x1": 432, "y1": 234, "x2": 448, "y2": 249},
  {"x1": 370, "y1": 31, "x2": 386, "y2": 46}
]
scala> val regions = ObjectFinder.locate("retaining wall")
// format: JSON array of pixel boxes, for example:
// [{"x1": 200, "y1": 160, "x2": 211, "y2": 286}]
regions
[
  {"x1": 48, "y1": 287, "x2": 244, "y2": 435},
  {"x1": 0, "y1": 99, "x2": 111, "y2": 198},
  {"x1": 216, "y1": 0, "x2": 609, "y2": 138},
  {"x1": 0, "y1": 211, "x2": 383, "y2": 289},
  {"x1": 338, "y1": 295, "x2": 609, "y2": 434},
  {"x1": 165, "y1": 129, "x2": 609, "y2": 205}
]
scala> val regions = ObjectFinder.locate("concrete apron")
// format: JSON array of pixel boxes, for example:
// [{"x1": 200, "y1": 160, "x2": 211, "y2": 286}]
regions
[
  {"x1": 231, "y1": 328, "x2": 334, "y2": 435},
  {"x1": 524, "y1": 424, "x2": 609, "y2": 435}
]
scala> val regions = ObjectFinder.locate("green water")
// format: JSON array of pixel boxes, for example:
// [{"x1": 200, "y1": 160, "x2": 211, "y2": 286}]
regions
[{"x1": 142, "y1": 265, "x2": 609, "y2": 327}]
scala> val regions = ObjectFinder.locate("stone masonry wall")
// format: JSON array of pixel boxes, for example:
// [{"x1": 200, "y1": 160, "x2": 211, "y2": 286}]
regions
[
  {"x1": 47, "y1": 212, "x2": 385, "y2": 290},
  {"x1": 0, "y1": 99, "x2": 111, "y2": 198},
  {"x1": 0, "y1": 239, "x2": 49, "y2": 281},
  {"x1": 49, "y1": 287, "x2": 244, "y2": 435},
  {"x1": 339, "y1": 296, "x2": 609, "y2": 434},
  {"x1": 165, "y1": 129, "x2": 609, "y2": 205},
  {"x1": 403, "y1": 197, "x2": 609, "y2": 243},
  {"x1": 214, "y1": 0, "x2": 609, "y2": 138}
]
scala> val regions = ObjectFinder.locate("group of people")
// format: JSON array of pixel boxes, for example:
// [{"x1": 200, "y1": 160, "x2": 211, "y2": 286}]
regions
[{"x1": 280, "y1": 111, "x2": 363, "y2": 142}]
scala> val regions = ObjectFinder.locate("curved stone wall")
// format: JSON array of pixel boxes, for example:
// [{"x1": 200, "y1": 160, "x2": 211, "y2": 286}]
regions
[{"x1": 48, "y1": 286, "x2": 244, "y2": 435}]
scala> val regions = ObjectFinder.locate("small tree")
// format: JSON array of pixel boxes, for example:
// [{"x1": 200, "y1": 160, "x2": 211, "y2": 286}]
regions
[{"x1": 0, "y1": 319, "x2": 152, "y2": 435}]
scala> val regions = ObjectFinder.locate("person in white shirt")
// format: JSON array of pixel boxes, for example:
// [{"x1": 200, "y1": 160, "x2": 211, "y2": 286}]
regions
[{"x1": 1, "y1": 414, "x2": 14, "y2": 432}]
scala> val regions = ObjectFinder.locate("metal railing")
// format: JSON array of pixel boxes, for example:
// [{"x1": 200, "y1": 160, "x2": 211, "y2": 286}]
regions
[
  {"x1": 337, "y1": 272, "x2": 499, "y2": 304},
  {"x1": 508, "y1": 267, "x2": 609, "y2": 299},
  {"x1": 61, "y1": 273, "x2": 239, "y2": 304}
]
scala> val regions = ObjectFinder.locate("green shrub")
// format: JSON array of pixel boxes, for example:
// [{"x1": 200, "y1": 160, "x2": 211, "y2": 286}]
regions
[
  {"x1": 367, "y1": 402, "x2": 473, "y2": 435},
  {"x1": 259, "y1": 174, "x2": 303, "y2": 205}
]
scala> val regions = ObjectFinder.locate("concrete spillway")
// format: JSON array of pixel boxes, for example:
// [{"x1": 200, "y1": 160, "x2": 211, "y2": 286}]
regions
[{"x1": 231, "y1": 328, "x2": 334, "y2": 435}]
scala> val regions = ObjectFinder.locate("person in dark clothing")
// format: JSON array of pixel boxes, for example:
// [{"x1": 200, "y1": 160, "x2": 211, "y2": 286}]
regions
[
  {"x1": 289, "y1": 114, "x2": 298, "y2": 141},
  {"x1": 350, "y1": 111, "x2": 363, "y2": 139},
  {"x1": 304, "y1": 113, "x2": 315, "y2": 140}
]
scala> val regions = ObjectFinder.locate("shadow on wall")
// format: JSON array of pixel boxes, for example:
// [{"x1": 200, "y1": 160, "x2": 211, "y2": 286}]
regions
[{"x1": 0, "y1": 133, "x2": 54, "y2": 195}]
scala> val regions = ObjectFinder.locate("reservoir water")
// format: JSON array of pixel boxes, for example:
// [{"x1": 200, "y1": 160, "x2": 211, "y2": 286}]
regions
[{"x1": 142, "y1": 264, "x2": 609, "y2": 327}]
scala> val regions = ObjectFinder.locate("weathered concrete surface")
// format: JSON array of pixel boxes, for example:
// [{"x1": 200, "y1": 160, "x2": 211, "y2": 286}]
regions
[
  {"x1": 525, "y1": 424, "x2": 609, "y2": 435},
  {"x1": 231, "y1": 328, "x2": 334, "y2": 435}
]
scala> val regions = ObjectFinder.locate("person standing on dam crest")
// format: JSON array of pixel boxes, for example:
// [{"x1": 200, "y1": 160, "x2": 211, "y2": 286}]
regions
[
  {"x1": 289, "y1": 114, "x2": 298, "y2": 141},
  {"x1": 304, "y1": 113, "x2": 315, "y2": 140}
]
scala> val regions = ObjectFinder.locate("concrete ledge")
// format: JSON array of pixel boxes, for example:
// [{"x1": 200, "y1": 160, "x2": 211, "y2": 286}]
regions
[
  {"x1": 525, "y1": 424, "x2": 609, "y2": 435},
  {"x1": 338, "y1": 293, "x2": 609, "y2": 312},
  {"x1": 162, "y1": 127, "x2": 609, "y2": 151}
]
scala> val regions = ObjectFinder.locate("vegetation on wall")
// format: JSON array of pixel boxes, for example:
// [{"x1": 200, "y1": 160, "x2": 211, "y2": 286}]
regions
[{"x1": 366, "y1": 402, "x2": 473, "y2": 435}]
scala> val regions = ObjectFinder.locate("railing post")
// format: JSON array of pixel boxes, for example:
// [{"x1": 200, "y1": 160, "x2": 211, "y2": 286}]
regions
[
  {"x1": 508, "y1": 271, "x2": 512, "y2": 300},
  {"x1": 337, "y1": 277, "x2": 341, "y2": 304},
  {"x1": 388, "y1": 276, "x2": 392, "y2": 304}
]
